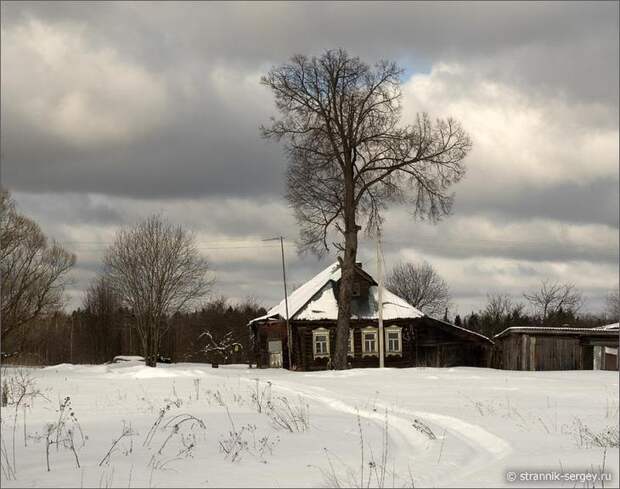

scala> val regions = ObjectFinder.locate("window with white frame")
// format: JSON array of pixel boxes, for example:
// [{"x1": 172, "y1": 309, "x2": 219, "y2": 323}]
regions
[
  {"x1": 385, "y1": 326, "x2": 402, "y2": 355},
  {"x1": 362, "y1": 327, "x2": 378, "y2": 356},
  {"x1": 348, "y1": 329, "x2": 355, "y2": 356},
  {"x1": 312, "y1": 328, "x2": 330, "y2": 358}
]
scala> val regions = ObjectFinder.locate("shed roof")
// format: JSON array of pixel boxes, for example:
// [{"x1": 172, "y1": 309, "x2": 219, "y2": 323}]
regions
[
  {"x1": 494, "y1": 326, "x2": 620, "y2": 339},
  {"x1": 593, "y1": 322, "x2": 619, "y2": 330}
]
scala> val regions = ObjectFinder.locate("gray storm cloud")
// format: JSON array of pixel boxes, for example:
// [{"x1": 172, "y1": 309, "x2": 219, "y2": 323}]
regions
[{"x1": 1, "y1": 1, "x2": 618, "y2": 313}]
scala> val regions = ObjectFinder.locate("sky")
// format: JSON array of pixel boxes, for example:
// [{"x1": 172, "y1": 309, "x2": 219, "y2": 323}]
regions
[{"x1": 1, "y1": 1, "x2": 618, "y2": 317}]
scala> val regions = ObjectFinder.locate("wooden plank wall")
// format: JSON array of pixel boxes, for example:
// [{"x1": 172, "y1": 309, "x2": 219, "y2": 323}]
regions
[
  {"x1": 496, "y1": 333, "x2": 588, "y2": 371},
  {"x1": 534, "y1": 336, "x2": 581, "y2": 370},
  {"x1": 495, "y1": 334, "x2": 523, "y2": 370}
]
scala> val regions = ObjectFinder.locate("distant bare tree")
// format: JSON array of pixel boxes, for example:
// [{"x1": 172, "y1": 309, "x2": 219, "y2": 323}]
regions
[
  {"x1": 83, "y1": 276, "x2": 121, "y2": 317},
  {"x1": 477, "y1": 293, "x2": 526, "y2": 336},
  {"x1": 261, "y1": 49, "x2": 471, "y2": 368},
  {"x1": 82, "y1": 275, "x2": 123, "y2": 362},
  {"x1": 483, "y1": 293, "x2": 524, "y2": 323},
  {"x1": 523, "y1": 280, "x2": 582, "y2": 323},
  {"x1": 103, "y1": 215, "x2": 213, "y2": 367},
  {"x1": 606, "y1": 285, "x2": 619, "y2": 322},
  {"x1": 0, "y1": 190, "x2": 75, "y2": 343},
  {"x1": 386, "y1": 261, "x2": 450, "y2": 318}
]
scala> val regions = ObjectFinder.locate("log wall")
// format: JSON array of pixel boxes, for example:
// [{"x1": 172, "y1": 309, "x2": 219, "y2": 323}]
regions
[{"x1": 255, "y1": 317, "x2": 491, "y2": 371}]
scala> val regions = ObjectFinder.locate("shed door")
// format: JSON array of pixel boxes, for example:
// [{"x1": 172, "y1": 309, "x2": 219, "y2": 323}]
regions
[
  {"x1": 268, "y1": 340, "x2": 283, "y2": 368},
  {"x1": 582, "y1": 345, "x2": 594, "y2": 369},
  {"x1": 604, "y1": 348, "x2": 618, "y2": 370}
]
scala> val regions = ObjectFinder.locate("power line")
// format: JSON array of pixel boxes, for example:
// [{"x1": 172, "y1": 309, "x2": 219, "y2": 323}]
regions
[
  {"x1": 54, "y1": 238, "x2": 299, "y2": 252},
  {"x1": 58, "y1": 238, "x2": 291, "y2": 244},
  {"x1": 58, "y1": 233, "x2": 602, "y2": 246},
  {"x1": 65, "y1": 244, "x2": 288, "y2": 251},
  {"x1": 55, "y1": 235, "x2": 616, "y2": 257}
]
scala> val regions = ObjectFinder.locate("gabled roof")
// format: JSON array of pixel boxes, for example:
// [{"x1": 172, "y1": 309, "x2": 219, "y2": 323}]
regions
[{"x1": 249, "y1": 261, "x2": 424, "y2": 324}]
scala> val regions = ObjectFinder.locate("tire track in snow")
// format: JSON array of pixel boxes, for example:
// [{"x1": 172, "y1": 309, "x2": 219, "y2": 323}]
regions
[
  {"x1": 268, "y1": 381, "x2": 430, "y2": 451},
  {"x1": 238, "y1": 376, "x2": 428, "y2": 458},
  {"x1": 375, "y1": 403, "x2": 512, "y2": 486},
  {"x1": 379, "y1": 404, "x2": 511, "y2": 457},
  {"x1": 256, "y1": 378, "x2": 512, "y2": 486},
  {"x1": 267, "y1": 380, "x2": 510, "y2": 456}
]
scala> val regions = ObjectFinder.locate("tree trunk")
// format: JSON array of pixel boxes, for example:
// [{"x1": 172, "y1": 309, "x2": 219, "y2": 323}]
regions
[
  {"x1": 144, "y1": 321, "x2": 157, "y2": 367},
  {"x1": 333, "y1": 171, "x2": 358, "y2": 369}
]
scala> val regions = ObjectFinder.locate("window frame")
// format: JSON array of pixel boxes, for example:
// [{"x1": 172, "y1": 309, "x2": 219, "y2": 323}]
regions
[
  {"x1": 362, "y1": 326, "x2": 379, "y2": 357},
  {"x1": 385, "y1": 325, "x2": 402, "y2": 356},
  {"x1": 348, "y1": 328, "x2": 355, "y2": 356},
  {"x1": 312, "y1": 327, "x2": 330, "y2": 359}
]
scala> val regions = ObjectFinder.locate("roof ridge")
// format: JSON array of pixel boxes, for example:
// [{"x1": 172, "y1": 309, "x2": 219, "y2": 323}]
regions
[
  {"x1": 249, "y1": 261, "x2": 340, "y2": 324},
  {"x1": 249, "y1": 260, "x2": 425, "y2": 324}
]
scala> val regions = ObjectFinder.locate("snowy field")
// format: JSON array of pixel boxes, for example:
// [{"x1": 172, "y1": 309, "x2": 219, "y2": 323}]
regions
[{"x1": 1, "y1": 363, "x2": 618, "y2": 488}]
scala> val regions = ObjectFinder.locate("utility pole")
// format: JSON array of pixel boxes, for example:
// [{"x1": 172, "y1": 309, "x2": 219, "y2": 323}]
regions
[
  {"x1": 263, "y1": 236, "x2": 292, "y2": 369},
  {"x1": 377, "y1": 230, "x2": 385, "y2": 368},
  {"x1": 70, "y1": 314, "x2": 74, "y2": 364}
]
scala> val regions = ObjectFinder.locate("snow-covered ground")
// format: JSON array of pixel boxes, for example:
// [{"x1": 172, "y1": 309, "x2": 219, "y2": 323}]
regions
[{"x1": 1, "y1": 363, "x2": 618, "y2": 488}]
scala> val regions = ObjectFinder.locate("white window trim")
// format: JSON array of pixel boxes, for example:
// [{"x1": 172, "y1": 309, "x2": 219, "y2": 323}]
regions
[
  {"x1": 362, "y1": 326, "x2": 378, "y2": 357},
  {"x1": 385, "y1": 325, "x2": 402, "y2": 356},
  {"x1": 312, "y1": 328, "x2": 330, "y2": 359},
  {"x1": 348, "y1": 328, "x2": 355, "y2": 356}
]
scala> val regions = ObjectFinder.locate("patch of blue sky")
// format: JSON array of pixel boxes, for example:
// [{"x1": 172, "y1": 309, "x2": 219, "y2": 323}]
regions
[{"x1": 399, "y1": 57, "x2": 433, "y2": 82}]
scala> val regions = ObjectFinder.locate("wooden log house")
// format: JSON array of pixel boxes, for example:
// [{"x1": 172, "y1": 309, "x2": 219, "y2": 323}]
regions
[{"x1": 249, "y1": 262, "x2": 492, "y2": 370}]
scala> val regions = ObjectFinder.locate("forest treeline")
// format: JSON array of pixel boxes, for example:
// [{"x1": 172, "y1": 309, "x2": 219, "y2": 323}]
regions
[
  {"x1": 1, "y1": 188, "x2": 617, "y2": 366},
  {"x1": 2, "y1": 297, "x2": 265, "y2": 366}
]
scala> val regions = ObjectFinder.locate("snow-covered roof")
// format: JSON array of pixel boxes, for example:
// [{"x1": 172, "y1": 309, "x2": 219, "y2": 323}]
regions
[
  {"x1": 494, "y1": 326, "x2": 620, "y2": 339},
  {"x1": 593, "y1": 322, "x2": 619, "y2": 331},
  {"x1": 249, "y1": 261, "x2": 424, "y2": 324}
]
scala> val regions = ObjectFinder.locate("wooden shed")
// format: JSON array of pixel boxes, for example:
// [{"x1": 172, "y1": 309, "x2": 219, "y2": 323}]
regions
[
  {"x1": 249, "y1": 261, "x2": 492, "y2": 371},
  {"x1": 492, "y1": 326, "x2": 619, "y2": 371},
  {"x1": 592, "y1": 323, "x2": 619, "y2": 370}
]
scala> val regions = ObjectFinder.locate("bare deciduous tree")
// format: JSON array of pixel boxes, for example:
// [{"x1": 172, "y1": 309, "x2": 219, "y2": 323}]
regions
[
  {"x1": 606, "y1": 285, "x2": 619, "y2": 322},
  {"x1": 0, "y1": 190, "x2": 75, "y2": 343},
  {"x1": 523, "y1": 280, "x2": 583, "y2": 323},
  {"x1": 199, "y1": 331, "x2": 242, "y2": 365},
  {"x1": 386, "y1": 261, "x2": 450, "y2": 318},
  {"x1": 483, "y1": 293, "x2": 524, "y2": 323},
  {"x1": 82, "y1": 276, "x2": 123, "y2": 362},
  {"x1": 478, "y1": 292, "x2": 526, "y2": 336},
  {"x1": 103, "y1": 215, "x2": 213, "y2": 367},
  {"x1": 261, "y1": 49, "x2": 471, "y2": 368}
]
